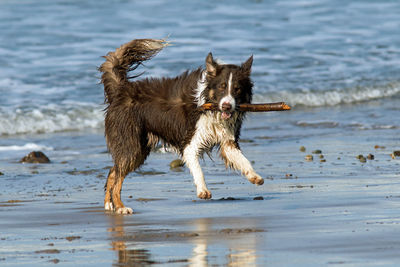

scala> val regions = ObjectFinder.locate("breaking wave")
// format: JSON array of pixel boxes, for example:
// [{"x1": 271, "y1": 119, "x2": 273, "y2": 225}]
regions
[
  {"x1": 1, "y1": 82, "x2": 399, "y2": 136},
  {"x1": 254, "y1": 81, "x2": 400, "y2": 107},
  {"x1": 0, "y1": 143, "x2": 53, "y2": 151},
  {"x1": 0, "y1": 102, "x2": 104, "y2": 136}
]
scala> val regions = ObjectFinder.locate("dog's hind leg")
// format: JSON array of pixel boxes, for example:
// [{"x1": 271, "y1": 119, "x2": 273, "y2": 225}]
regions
[
  {"x1": 220, "y1": 140, "x2": 264, "y2": 185},
  {"x1": 111, "y1": 171, "x2": 133, "y2": 215},
  {"x1": 104, "y1": 167, "x2": 116, "y2": 211},
  {"x1": 183, "y1": 144, "x2": 212, "y2": 199},
  {"x1": 110, "y1": 143, "x2": 151, "y2": 215}
]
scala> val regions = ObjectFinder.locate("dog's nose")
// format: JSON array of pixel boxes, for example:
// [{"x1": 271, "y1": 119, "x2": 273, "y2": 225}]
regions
[{"x1": 221, "y1": 102, "x2": 232, "y2": 111}]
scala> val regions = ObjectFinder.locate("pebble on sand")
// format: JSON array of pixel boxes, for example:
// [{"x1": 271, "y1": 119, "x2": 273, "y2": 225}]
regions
[
  {"x1": 170, "y1": 159, "x2": 185, "y2": 169},
  {"x1": 312, "y1": 149, "x2": 322, "y2": 154},
  {"x1": 305, "y1": 155, "x2": 313, "y2": 161},
  {"x1": 299, "y1": 146, "x2": 306, "y2": 152},
  {"x1": 20, "y1": 151, "x2": 50, "y2": 164}
]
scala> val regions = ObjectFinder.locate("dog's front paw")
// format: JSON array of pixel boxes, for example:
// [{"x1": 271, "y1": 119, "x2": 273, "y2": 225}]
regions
[
  {"x1": 115, "y1": 207, "x2": 133, "y2": 215},
  {"x1": 249, "y1": 176, "x2": 264, "y2": 185},
  {"x1": 104, "y1": 202, "x2": 114, "y2": 211},
  {"x1": 197, "y1": 190, "x2": 212, "y2": 199}
]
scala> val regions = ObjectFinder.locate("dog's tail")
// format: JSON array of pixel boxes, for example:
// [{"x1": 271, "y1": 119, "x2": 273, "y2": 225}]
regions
[{"x1": 99, "y1": 38, "x2": 169, "y2": 104}]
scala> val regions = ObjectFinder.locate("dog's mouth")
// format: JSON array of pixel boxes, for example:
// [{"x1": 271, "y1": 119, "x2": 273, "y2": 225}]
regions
[
  {"x1": 221, "y1": 111, "x2": 232, "y2": 120},
  {"x1": 219, "y1": 100, "x2": 235, "y2": 120}
]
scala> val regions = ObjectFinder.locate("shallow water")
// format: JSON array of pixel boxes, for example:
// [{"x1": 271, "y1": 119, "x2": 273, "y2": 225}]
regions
[
  {"x1": 1, "y1": 0, "x2": 400, "y2": 135},
  {"x1": 1, "y1": 0, "x2": 400, "y2": 266}
]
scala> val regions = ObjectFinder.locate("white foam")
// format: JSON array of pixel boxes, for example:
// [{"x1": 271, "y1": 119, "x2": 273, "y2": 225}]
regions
[
  {"x1": 0, "y1": 102, "x2": 104, "y2": 136},
  {"x1": 0, "y1": 143, "x2": 53, "y2": 152}
]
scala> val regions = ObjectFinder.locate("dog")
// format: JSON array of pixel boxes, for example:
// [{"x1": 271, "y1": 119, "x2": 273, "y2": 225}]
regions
[{"x1": 99, "y1": 38, "x2": 264, "y2": 214}]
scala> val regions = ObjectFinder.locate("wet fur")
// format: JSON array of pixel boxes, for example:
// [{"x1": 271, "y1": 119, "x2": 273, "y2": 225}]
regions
[{"x1": 99, "y1": 38, "x2": 262, "y2": 214}]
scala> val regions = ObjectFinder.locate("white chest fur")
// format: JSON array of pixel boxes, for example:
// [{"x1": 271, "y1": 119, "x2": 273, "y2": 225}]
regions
[{"x1": 191, "y1": 111, "x2": 239, "y2": 153}]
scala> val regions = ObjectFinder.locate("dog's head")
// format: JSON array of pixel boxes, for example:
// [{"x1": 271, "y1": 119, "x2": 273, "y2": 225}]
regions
[{"x1": 203, "y1": 53, "x2": 253, "y2": 120}]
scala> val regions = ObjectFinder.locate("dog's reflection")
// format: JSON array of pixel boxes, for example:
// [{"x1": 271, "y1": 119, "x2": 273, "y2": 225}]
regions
[
  {"x1": 107, "y1": 215, "x2": 262, "y2": 266},
  {"x1": 107, "y1": 215, "x2": 155, "y2": 266}
]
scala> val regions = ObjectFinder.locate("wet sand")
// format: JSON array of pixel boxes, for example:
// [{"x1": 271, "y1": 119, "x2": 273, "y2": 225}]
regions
[{"x1": 1, "y1": 112, "x2": 400, "y2": 266}]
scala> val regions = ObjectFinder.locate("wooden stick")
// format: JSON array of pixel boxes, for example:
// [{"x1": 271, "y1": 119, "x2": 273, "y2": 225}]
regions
[{"x1": 200, "y1": 102, "x2": 291, "y2": 112}]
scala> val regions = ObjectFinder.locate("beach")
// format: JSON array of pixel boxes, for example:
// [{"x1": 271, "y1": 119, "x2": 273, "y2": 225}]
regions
[
  {"x1": 1, "y1": 107, "x2": 400, "y2": 266},
  {"x1": 1, "y1": 0, "x2": 400, "y2": 266}
]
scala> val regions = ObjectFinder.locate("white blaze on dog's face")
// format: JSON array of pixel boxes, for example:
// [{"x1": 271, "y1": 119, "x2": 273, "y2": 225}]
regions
[
  {"x1": 219, "y1": 72, "x2": 235, "y2": 120},
  {"x1": 204, "y1": 53, "x2": 254, "y2": 120}
]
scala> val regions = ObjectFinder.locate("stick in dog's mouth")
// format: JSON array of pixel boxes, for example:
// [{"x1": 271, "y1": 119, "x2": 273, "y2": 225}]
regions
[{"x1": 200, "y1": 102, "x2": 291, "y2": 113}]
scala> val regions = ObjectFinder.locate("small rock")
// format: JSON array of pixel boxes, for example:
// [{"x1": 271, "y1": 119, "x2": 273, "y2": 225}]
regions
[
  {"x1": 320, "y1": 159, "x2": 326, "y2": 163},
  {"x1": 319, "y1": 154, "x2": 324, "y2": 159},
  {"x1": 305, "y1": 155, "x2": 313, "y2": 161},
  {"x1": 359, "y1": 156, "x2": 367, "y2": 163},
  {"x1": 253, "y1": 196, "x2": 264, "y2": 200},
  {"x1": 299, "y1": 146, "x2": 306, "y2": 152},
  {"x1": 169, "y1": 159, "x2": 184, "y2": 169},
  {"x1": 356, "y1": 154, "x2": 364, "y2": 160},
  {"x1": 20, "y1": 151, "x2": 50, "y2": 164},
  {"x1": 375, "y1": 145, "x2": 385, "y2": 149},
  {"x1": 0, "y1": 171, "x2": 3, "y2": 176},
  {"x1": 367, "y1": 154, "x2": 374, "y2": 160},
  {"x1": 65, "y1": 236, "x2": 81, "y2": 242},
  {"x1": 218, "y1": 197, "x2": 239, "y2": 201},
  {"x1": 312, "y1": 149, "x2": 322, "y2": 154}
]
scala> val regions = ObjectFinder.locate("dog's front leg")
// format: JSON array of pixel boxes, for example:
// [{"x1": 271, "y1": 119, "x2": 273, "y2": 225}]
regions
[
  {"x1": 220, "y1": 140, "x2": 264, "y2": 185},
  {"x1": 183, "y1": 145, "x2": 212, "y2": 199}
]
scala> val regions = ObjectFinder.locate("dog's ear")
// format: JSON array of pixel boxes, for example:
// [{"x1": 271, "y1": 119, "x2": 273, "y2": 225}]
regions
[
  {"x1": 241, "y1": 55, "x2": 253, "y2": 75},
  {"x1": 205, "y1": 53, "x2": 217, "y2": 77}
]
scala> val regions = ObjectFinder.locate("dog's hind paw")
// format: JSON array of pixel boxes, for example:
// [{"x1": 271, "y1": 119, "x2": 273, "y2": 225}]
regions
[
  {"x1": 104, "y1": 202, "x2": 114, "y2": 211},
  {"x1": 249, "y1": 176, "x2": 264, "y2": 185},
  {"x1": 115, "y1": 207, "x2": 133, "y2": 215},
  {"x1": 197, "y1": 190, "x2": 212, "y2": 199}
]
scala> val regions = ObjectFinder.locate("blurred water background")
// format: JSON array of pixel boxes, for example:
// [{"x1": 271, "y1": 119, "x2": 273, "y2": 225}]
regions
[{"x1": 0, "y1": 0, "x2": 399, "y2": 138}]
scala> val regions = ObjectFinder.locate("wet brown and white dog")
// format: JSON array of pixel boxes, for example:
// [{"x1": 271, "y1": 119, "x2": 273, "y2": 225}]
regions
[{"x1": 99, "y1": 38, "x2": 264, "y2": 214}]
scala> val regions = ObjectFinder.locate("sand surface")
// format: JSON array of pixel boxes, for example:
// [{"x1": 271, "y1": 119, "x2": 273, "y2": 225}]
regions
[{"x1": 1, "y1": 111, "x2": 400, "y2": 266}]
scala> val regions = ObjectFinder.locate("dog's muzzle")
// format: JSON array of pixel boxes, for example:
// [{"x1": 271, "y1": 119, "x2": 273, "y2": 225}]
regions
[{"x1": 221, "y1": 102, "x2": 233, "y2": 120}]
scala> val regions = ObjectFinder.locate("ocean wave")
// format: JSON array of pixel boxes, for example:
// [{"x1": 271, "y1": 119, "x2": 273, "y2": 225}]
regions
[
  {"x1": 1, "y1": 81, "x2": 399, "y2": 136},
  {"x1": 0, "y1": 102, "x2": 104, "y2": 136},
  {"x1": 0, "y1": 143, "x2": 53, "y2": 152},
  {"x1": 253, "y1": 81, "x2": 400, "y2": 107}
]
